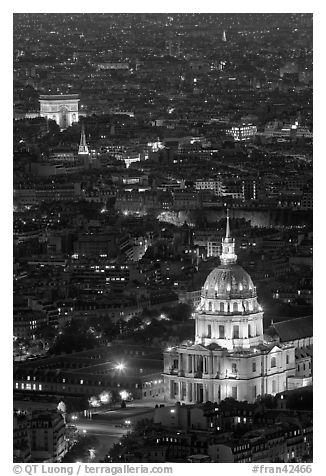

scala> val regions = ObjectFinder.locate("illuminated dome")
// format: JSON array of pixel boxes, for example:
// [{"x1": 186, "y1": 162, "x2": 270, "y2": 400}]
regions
[
  {"x1": 195, "y1": 210, "x2": 264, "y2": 349},
  {"x1": 203, "y1": 263, "x2": 256, "y2": 299},
  {"x1": 202, "y1": 209, "x2": 256, "y2": 299}
]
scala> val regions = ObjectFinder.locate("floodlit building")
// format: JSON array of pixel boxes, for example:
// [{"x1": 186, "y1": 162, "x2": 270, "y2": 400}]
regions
[
  {"x1": 163, "y1": 211, "x2": 310, "y2": 404},
  {"x1": 226, "y1": 124, "x2": 257, "y2": 141},
  {"x1": 39, "y1": 94, "x2": 79, "y2": 130}
]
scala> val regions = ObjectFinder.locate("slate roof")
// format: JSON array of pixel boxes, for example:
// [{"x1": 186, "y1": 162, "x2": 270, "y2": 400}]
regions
[{"x1": 267, "y1": 315, "x2": 312, "y2": 342}]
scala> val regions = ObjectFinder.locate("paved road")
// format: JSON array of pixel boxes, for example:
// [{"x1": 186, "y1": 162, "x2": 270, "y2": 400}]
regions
[
  {"x1": 75, "y1": 420, "x2": 127, "y2": 436},
  {"x1": 73, "y1": 405, "x2": 156, "y2": 462}
]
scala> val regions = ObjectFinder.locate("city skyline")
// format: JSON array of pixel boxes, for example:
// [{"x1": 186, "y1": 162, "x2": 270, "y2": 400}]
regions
[{"x1": 12, "y1": 11, "x2": 313, "y2": 466}]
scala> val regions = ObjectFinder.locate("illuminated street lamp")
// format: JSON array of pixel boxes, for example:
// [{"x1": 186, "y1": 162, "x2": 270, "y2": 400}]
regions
[
  {"x1": 159, "y1": 313, "x2": 169, "y2": 321},
  {"x1": 119, "y1": 390, "x2": 129, "y2": 401},
  {"x1": 88, "y1": 396, "x2": 100, "y2": 408},
  {"x1": 88, "y1": 448, "x2": 96, "y2": 460},
  {"x1": 115, "y1": 363, "x2": 125, "y2": 371},
  {"x1": 99, "y1": 391, "x2": 111, "y2": 404}
]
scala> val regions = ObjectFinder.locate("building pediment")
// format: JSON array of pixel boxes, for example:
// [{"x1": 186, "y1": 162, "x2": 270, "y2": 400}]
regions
[
  {"x1": 266, "y1": 345, "x2": 283, "y2": 354},
  {"x1": 188, "y1": 344, "x2": 208, "y2": 352}
]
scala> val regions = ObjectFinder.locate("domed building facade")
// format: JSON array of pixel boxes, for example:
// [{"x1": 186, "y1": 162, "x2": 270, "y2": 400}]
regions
[{"x1": 163, "y1": 212, "x2": 297, "y2": 403}]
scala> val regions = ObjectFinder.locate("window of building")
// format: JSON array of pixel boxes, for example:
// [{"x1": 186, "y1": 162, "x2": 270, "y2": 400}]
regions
[
  {"x1": 252, "y1": 362, "x2": 256, "y2": 373},
  {"x1": 188, "y1": 355, "x2": 192, "y2": 372},
  {"x1": 233, "y1": 302, "x2": 238, "y2": 313},
  {"x1": 233, "y1": 325, "x2": 239, "y2": 339},
  {"x1": 232, "y1": 386, "x2": 238, "y2": 399},
  {"x1": 204, "y1": 357, "x2": 207, "y2": 374},
  {"x1": 220, "y1": 302, "x2": 224, "y2": 312},
  {"x1": 271, "y1": 356, "x2": 276, "y2": 368},
  {"x1": 207, "y1": 325, "x2": 211, "y2": 338},
  {"x1": 208, "y1": 302, "x2": 212, "y2": 311},
  {"x1": 219, "y1": 325, "x2": 225, "y2": 339},
  {"x1": 253, "y1": 386, "x2": 257, "y2": 400},
  {"x1": 286, "y1": 354, "x2": 289, "y2": 365},
  {"x1": 232, "y1": 363, "x2": 237, "y2": 374}
]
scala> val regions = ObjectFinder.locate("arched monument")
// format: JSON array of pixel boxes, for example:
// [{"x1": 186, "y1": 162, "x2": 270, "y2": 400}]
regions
[{"x1": 39, "y1": 94, "x2": 80, "y2": 130}]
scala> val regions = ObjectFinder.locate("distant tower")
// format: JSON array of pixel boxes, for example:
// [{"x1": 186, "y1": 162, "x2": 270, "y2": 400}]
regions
[
  {"x1": 78, "y1": 123, "x2": 89, "y2": 155},
  {"x1": 222, "y1": 30, "x2": 227, "y2": 42}
]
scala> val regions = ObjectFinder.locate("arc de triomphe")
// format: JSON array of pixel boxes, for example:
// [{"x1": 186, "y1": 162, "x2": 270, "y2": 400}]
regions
[{"x1": 39, "y1": 94, "x2": 80, "y2": 130}]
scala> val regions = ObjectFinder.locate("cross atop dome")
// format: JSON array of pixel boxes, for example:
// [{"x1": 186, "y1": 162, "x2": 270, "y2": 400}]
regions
[
  {"x1": 220, "y1": 208, "x2": 237, "y2": 265},
  {"x1": 225, "y1": 208, "x2": 231, "y2": 240}
]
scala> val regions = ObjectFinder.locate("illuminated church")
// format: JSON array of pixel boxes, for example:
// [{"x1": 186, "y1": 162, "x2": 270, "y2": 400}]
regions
[{"x1": 163, "y1": 211, "x2": 306, "y2": 403}]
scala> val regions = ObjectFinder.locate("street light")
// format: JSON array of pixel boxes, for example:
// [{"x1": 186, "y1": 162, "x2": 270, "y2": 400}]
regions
[
  {"x1": 89, "y1": 396, "x2": 100, "y2": 407},
  {"x1": 115, "y1": 363, "x2": 125, "y2": 371},
  {"x1": 99, "y1": 391, "x2": 111, "y2": 404},
  {"x1": 119, "y1": 390, "x2": 129, "y2": 401},
  {"x1": 88, "y1": 448, "x2": 96, "y2": 460}
]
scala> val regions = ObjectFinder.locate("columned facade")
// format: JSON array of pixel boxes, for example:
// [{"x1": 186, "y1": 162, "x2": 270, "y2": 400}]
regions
[{"x1": 163, "y1": 210, "x2": 297, "y2": 404}]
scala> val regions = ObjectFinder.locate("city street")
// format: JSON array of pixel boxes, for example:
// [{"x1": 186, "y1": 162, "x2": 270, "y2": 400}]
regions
[{"x1": 73, "y1": 404, "x2": 156, "y2": 461}]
